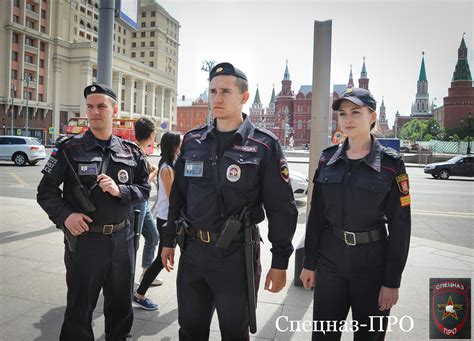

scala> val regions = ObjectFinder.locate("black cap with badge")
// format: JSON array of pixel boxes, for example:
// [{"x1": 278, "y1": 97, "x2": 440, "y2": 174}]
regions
[
  {"x1": 332, "y1": 87, "x2": 377, "y2": 112},
  {"x1": 83, "y1": 83, "x2": 117, "y2": 101},
  {"x1": 209, "y1": 62, "x2": 248, "y2": 81}
]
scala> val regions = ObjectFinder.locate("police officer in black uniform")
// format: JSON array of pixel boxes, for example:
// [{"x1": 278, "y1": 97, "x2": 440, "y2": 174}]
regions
[
  {"x1": 300, "y1": 88, "x2": 411, "y2": 340},
  {"x1": 37, "y1": 84, "x2": 151, "y2": 341},
  {"x1": 161, "y1": 62, "x2": 298, "y2": 340}
]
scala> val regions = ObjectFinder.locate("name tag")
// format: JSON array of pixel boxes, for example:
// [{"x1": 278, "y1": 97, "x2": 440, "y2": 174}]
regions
[
  {"x1": 78, "y1": 163, "x2": 98, "y2": 175},
  {"x1": 184, "y1": 160, "x2": 204, "y2": 177}
]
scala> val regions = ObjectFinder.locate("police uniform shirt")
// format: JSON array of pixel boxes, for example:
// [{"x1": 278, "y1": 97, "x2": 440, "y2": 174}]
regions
[
  {"x1": 164, "y1": 114, "x2": 298, "y2": 269},
  {"x1": 303, "y1": 136, "x2": 411, "y2": 288},
  {"x1": 37, "y1": 129, "x2": 151, "y2": 227}
]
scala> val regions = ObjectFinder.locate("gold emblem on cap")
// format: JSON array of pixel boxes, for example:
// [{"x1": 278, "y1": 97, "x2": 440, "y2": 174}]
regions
[
  {"x1": 216, "y1": 67, "x2": 223, "y2": 73},
  {"x1": 90, "y1": 86, "x2": 96, "y2": 92},
  {"x1": 346, "y1": 88, "x2": 353, "y2": 94}
]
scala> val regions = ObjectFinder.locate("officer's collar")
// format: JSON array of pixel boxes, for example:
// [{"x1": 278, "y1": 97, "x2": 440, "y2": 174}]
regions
[
  {"x1": 201, "y1": 113, "x2": 252, "y2": 142},
  {"x1": 327, "y1": 135, "x2": 382, "y2": 172},
  {"x1": 84, "y1": 129, "x2": 122, "y2": 153}
]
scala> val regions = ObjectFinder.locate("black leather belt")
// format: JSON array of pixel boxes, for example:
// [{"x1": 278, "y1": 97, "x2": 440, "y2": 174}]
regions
[
  {"x1": 186, "y1": 227, "x2": 243, "y2": 244},
  {"x1": 88, "y1": 219, "x2": 128, "y2": 235},
  {"x1": 329, "y1": 225, "x2": 386, "y2": 246}
]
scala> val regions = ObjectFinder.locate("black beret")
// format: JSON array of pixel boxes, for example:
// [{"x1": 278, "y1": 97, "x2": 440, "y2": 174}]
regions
[
  {"x1": 332, "y1": 87, "x2": 377, "y2": 112},
  {"x1": 209, "y1": 62, "x2": 247, "y2": 81},
  {"x1": 83, "y1": 83, "x2": 117, "y2": 101}
]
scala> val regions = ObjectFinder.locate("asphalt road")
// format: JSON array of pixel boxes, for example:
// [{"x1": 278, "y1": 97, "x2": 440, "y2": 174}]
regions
[{"x1": 0, "y1": 151, "x2": 472, "y2": 248}]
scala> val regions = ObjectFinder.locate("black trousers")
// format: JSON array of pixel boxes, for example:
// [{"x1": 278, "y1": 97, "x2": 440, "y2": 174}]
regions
[
  {"x1": 136, "y1": 217, "x2": 167, "y2": 295},
  {"x1": 60, "y1": 226, "x2": 135, "y2": 341},
  {"x1": 177, "y1": 239, "x2": 261, "y2": 341},
  {"x1": 312, "y1": 266, "x2": 389, "y2": 341}
]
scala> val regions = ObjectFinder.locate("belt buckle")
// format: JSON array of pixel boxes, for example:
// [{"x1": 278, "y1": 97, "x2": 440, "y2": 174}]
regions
[
  {"x1": 199, "y1": 230, "x2": 211, "y2": 243},
  {"x1": 103, "y1": 224, "x2": 114, "y2": 235},
  {"x1": 344, "y1": 231, "x2": 356, "y2": 246}
]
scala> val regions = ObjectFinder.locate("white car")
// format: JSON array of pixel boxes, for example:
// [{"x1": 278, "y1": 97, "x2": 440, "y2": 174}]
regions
[
  {"x1": 290, "y1": 169, "x2": 308, "y2": 199},
  {"x1": 0, "y1": 135, "x2": 46, "y2": 166}
]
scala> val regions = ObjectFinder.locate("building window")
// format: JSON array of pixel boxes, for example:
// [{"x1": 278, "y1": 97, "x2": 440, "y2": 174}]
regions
[
  {"x1": 123, "y1": 49, "x2": 126, "y2": 54},
  {"x1": 14, "y1": 0, "x2": 20, "y2": 7},
  {"x1": 151, "y1": 11, "x2": 156, "y2": 17},
  {"x1": 132, "y1": 42, "x2": 136, "y2": 48},
  {"x1": 123, "y1": 39, "x2": 126, "y2": 44},
  {"x1": 118, "y1": 36, "x2": 121, "y2": 43},
  {"x1": 118, "y1": 47, "x2": 121, "y2": 53},
  {"x1": 132, "y1": 32, "x2": 136, "y2": 38},
  {"x1": 26, "y1": 3, "x2": 36, "y2": 11},
  {"x1": 12, "y1": 33, "x2": 19, "y2": 43},
  {"x1": 38, "y1": 94, "x2": 43, "y2": 102},
  {"x1": 140, "y1": 52, "x2": 145, "y2": 57},
  {"x1": 149, "y1": 61, "x2": 154, "y2": 67},
  {"x1": 150, "y1": 31, "x2": 155, "y2": 37},
  {"x1": 131, "y1": 52, "x2": 136, "y2": 58},
  {"x1": 123, "y1": 29, "x2": 127, "y2": 35},
  {"x1": 93, "y1": 37, "x2": 97, "y2": 43},
  {"x1": 141, "y1": 42, "x2": 145, "y2": 47},
  {"x1": 141, "y1": 22, "x2": 146, "y2": 27},
  {"x1": 41, "y1": 26, "x2": 46, "y2": 33},
  {"x1": 39, "y1": 59, "x2": 44, "y2": 68},
  {"x1": 141, "y1": 32, "x2": 146, "y2": 37},
  {"x1": 12, "y1": 70, "x2": 18, "y2": 79},
  {"x1": 150, "y1": 41, "x2": 155, "y2": 47},
  {"x1": 26, "y1": 20, "x2": 35, "y2": 29},
  {"x1": 149, "y1": 51, "x2": 154, "y2": 57},
  {"x1": 25, "y1": 37, "x2": 35, "y2": 46},
  {"x1": 92, "y1": 68, "x2": 97, "y2": 77},
  {"x1": 13, "y1": 15, "x2": 20, "y2": 23},
  {"x1": 151, "y1": 21, "x2": 155, "y2": 27},
  {"x1": 40, "y1": 42, "x2": 45, "y2": 51},
  {"x1": 41, "y1": 10, "x2": 46, "y2": 19},
  {"x1": 118, "y1": 26, "x2": 121, "y2": 33},
  {"x1": 39, "y1": 76, "x2": 44, "y2": 84},
  {"x1": 25, "y1": 54, "x2": 34, "y2": 63}
]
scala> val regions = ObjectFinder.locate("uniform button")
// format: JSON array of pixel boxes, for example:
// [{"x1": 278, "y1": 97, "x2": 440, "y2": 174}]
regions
[
  {"x1": 371, "y1": 186, "x2": 375, "y2": 190},
  {"x1": 239, "y1": 158, "x2": 243, "y2": 162},
  {"x1": 324, "y1": 177, "x2": 328, "y2": 182}
]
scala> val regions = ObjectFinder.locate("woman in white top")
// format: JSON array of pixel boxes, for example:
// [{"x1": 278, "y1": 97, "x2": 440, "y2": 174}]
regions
[{"x1": 133, "y1": 132, "x2": 181, "y2": 311}]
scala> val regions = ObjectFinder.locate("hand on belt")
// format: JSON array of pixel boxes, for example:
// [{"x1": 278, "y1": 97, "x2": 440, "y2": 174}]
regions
[
  {"x1": 88, "y1": 219, "x2": 128, "y2": 235},
  {"x1": 329, "y1": 225, "x2": 386, "y2": 246}
]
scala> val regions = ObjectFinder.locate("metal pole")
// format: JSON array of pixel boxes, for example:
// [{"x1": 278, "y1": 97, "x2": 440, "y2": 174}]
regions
[
  {"x1": 97, "y1": 0, "x2": 115, "y2": 86},
  {"x1": 11, "y1": 87, "x2": 15, "y2": 135},
  {"x1": 294, "y1": 20, "x2": 332, "y2": 287},
  {"x1": 25, "y1": 76, "x2": 29, "y2": 136}
]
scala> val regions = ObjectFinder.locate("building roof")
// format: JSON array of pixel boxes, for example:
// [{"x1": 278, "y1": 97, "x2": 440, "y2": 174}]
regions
[
  {"x1": 283, "y1": 60, "x2": 291, "y2": 81},
  {"x1": 419, "y1": 52, "x2": 427, "y2": 81},
  {"x1": 333, "y1": 84, "x2": 347, "y2": 97},
  {"x1": 452, "y1": 34, "x2": 472, "y2": 81},
  {"x1": 360, "y1": 56, "x2": 367, "y2": 79},
  {"x1": 297, "y1": 85, "x2": 312, "y2": 96},
  {"x1": 253, "y1": 87, "x2": 262, "y2": 105}
]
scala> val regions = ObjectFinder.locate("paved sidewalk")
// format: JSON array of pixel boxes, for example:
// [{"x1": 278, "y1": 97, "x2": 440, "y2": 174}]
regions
[{"x1": 0, "y1": 196, "x2": 472, "y2": 340}]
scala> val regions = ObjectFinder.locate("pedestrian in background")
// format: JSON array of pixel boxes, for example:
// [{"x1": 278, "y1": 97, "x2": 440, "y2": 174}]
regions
[
  {"x1": 300, "y1": 88, "x2": 411, "y2": 340},
  {"x1": 133, "y1": 131, "x2": 181, "y2": 311},
  {"x1": 132, "y1": 117, "x2": 162, "y2": 287}
]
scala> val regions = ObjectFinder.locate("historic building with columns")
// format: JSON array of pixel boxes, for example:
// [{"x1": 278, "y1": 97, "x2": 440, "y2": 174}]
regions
[{"x1": 0, "y1": 0, "x2": 179, "y2": 141}]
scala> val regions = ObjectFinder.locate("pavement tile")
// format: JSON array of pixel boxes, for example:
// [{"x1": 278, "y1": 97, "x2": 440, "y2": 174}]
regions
[{"x1": 432, "y1": 250, "x2": 464, "y2": 258}]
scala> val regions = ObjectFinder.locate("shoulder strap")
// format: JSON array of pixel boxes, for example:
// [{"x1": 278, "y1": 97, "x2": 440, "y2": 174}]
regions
[{"x1": 101, "y1": 148, "x2": 111, "y2": 174}]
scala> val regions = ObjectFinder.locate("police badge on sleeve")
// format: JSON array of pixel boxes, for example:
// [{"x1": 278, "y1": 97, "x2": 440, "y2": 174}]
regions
[{"x1": 430, "y1": 278, "x2": 471, "y2": 339}]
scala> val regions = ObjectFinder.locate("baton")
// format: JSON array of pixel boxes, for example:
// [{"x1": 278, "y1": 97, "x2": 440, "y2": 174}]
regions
[
  {"x1": 244, "y1": 224, "x2": 257, "y2": 333},
  {"x1": 132, "y1": 209, "x2": 141, "y2": 282}
]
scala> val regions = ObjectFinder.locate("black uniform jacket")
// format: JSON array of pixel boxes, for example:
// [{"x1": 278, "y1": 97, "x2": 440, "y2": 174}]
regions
[
  {"x1": 37, "y1": 129, "x2": 151, "y2": 228},
  {"x1": 304, "y1": 137, "x2": 411, "y2": 288},
  {"x1": 163, "y1": 114, "x2": 298, "y2": 269}
]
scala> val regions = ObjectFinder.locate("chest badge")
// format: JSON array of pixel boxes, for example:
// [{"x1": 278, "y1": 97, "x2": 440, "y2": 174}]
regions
[
  {"x1": 226, "y1": 164, "x2": 241, "y2": 182},
  {"x1": 118, "y1": 169, "x2": 129, "y2": 183}
]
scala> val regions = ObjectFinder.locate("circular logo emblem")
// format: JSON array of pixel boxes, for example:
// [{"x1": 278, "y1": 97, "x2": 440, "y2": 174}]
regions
[
  {"x1": 216, "y1": 67, "x2": 223, "y2": 73},
  {"x1": 226, "y1": 164, "x2": 241, "y2": 182},
  {"x1": 117, "y1": 169, "x2": 129, "y2": 183},
  {"x1": 90, "y1": 86, "x2": 96, "y2": 92}
]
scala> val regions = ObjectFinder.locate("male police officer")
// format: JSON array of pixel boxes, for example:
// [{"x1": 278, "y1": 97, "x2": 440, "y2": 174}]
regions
[
  {"x1": 161, "y1": 62, "x2": 298, "y2": 340},
  {"x1": 37, "y1": 84, "x2": 151, "y2": 341}
]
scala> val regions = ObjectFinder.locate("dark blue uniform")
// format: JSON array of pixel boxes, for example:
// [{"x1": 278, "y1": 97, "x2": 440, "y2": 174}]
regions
[
  {"x1": 37, "y1": 129, "x2": 150, "y2": 341},
  {"x1": 163, "y1": 114, "x2": 298, "y2": 340},
  {"x1": 304, "y1": 136, "x2": 411, "y2": 340}
]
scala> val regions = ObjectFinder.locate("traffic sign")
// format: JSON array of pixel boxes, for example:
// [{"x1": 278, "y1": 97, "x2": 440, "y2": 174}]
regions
[
  {"x1": 48, "y1": 127, "x2": 55, "y2": 134},
  {"x1": 160, "y1": 122, "x2": 167, "y2": 129}
]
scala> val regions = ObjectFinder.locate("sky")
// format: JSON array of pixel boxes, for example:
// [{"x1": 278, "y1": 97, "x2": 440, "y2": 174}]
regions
[{"x1": 161, "y1": 0, "x2": 474, "y2": 127}]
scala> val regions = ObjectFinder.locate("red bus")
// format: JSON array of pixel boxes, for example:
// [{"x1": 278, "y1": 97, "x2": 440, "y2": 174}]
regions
[{"x1": 64, "y1": 117, "x2": 137, "y2": 142}]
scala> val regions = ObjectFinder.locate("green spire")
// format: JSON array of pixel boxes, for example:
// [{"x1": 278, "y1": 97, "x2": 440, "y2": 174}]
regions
[
  {"x1": 452, "y1": 33, "x2": 472, "y2": 81},
  {"x1": 283, "y1": 60, "x2": 290, "y2": 80},
  {"x1": 253, "y1": 86, "x2": 261, "y2": 105},
  {"x1": 418, "y1": 52, "x2": 427, "y2": 81},
  {"x1": 269, "y1": 85, "x2": 276, "y2": 104}
]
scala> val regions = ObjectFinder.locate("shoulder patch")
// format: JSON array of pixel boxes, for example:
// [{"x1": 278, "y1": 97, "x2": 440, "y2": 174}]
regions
[
  {"x1": 55, "y1": 135, "x2": 73, "y2": 147},
  {"x1": 183, "y1": 125, "x2": 207, "y2": 141},
  {"x1": 383, "y1": 147, "x2": 401, "y2": 159},
  {"x1": 254, "y1": 126, "x2": 278, "y2": 141}
]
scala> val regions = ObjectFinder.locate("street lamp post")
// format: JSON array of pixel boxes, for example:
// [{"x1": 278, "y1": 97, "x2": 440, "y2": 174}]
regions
[
  {"x1": 201, "y1": 60, "x2": 216, "y2": 125},
  {"x1": 460, "y1": 112, "x2": 472, "y2": 154},
  {"x1": 10, "y1": 86, "x2": 16, "y2": 135},
  {"x1": 22, "y1": 74, "x2": 35, "y2": 136}
]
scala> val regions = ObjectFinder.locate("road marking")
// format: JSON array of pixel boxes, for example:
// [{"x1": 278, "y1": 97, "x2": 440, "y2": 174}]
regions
[
  {"x1": 9, "y1": 173, "x2": 27, "y2": 186},
  {"x1": 412, "y1": 209, "x2": 474, "y2": 218}
]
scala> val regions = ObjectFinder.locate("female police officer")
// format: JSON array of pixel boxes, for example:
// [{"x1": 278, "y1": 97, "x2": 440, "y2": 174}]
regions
[{"x1": 300, "y1": 88, "x2": 411, "y2": 340}]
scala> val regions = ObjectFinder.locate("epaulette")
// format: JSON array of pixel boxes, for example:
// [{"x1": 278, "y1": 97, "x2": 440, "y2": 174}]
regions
[
  {"x1": 183, "y1": 124, "x2": 208, "y2": 141},
  {"x1": 123, "y1": 139, "x2": 140, "y2": 149},
  {"x1": 322, "y1": 144, "x2": 339, "y2": 153},
  {"x1": 319, "y1": 144, "x2": 339, "y2": 164},
  {"x1": 254, "y1": 126, "x2": 278, "y2": 140},
  {"x1": 55, "y1": 135, "x2": 73, "y2": 147},
  {"x1": 382, "y1": 146, "x2": 402, "y2": 159}
]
